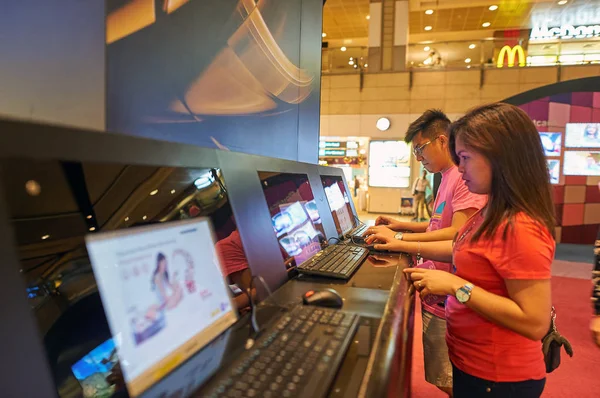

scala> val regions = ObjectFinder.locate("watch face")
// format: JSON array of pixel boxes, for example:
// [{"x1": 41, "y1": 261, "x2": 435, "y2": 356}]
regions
[{"x1": 456, "y1": 288, "x2": 469, "y2": 303}]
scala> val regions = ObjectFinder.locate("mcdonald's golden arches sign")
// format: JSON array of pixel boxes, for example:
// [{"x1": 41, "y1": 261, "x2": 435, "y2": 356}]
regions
[{"x1": 497, "y1": 45, "x2": 526, "y2": 68}]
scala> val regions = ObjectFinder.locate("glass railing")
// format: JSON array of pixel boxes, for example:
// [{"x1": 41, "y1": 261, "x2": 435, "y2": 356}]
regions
[{"x1": 322, "y1": 37, "x2": 600, "y2": 73}]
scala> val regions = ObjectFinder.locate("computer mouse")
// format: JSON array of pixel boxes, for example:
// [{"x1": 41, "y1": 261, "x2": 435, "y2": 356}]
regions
[{"x1": 302, "y1": 288, "x2": 343, "y2": 309}]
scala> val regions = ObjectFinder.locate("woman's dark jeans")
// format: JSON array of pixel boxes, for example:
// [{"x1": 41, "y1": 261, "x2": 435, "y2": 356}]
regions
[{"x1": 452, "y1": 363, "x2": 546, "y2": 398}]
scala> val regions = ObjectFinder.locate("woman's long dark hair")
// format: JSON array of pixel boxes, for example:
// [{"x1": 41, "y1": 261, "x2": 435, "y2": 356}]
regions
[
  {"x1": 448, "y1": 103, "x2": 555, "y2": 242},
  {"x1": 152, "y1": 252, "x2": 169, "y2": 288}
]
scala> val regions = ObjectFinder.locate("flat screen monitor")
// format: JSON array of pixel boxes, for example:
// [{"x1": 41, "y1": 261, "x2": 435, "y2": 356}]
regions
[
  {"x1": 368, "y1": 140, "x2": 411, "y2": 188},
  {"x1": 320, "y1": 175, "x2": 356, "y2": 237},
  {"x1": 258, "y1": 172, "x2": 325, "y2": 268},
  {"x1": 563, "y1": 151, "x2": 600, "y2": 176},
  {"x1": 565, "y1": 123, "x2": 600, "y2": 148},
  {"x1": 86, "y1": 219, "x2": 237, "y2": 397},
  {"x1": 547, "y1": 159, "x2": 560, "y2": 184},
  {"x1": 71, "y1": 339, "x2": 118, "y2": 398},
  {"x1": 539, "y1": 132, "x2": 562, "y2": 156},
  {"x1": 0, "y1": 159, "x2": 253, "y2": 397}
]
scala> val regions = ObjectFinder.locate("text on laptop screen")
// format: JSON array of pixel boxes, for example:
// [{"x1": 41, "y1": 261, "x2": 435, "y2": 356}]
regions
[
  {"x1": 320, "y1": 175, "x2": 356, "y2": 237},
  {"x1": 0, "y1": 159, "x2": 254, "y2": 397},
  {"x1": 257, "y1": 172, "x2": 325, "y2": 268},
  {"x1": 86, "y1": 219, "x2": 238, "y2": 396}
]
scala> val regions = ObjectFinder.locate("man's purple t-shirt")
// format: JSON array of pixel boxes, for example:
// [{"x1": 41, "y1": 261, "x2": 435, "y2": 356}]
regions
[{"x1": 418, "y1": 166, "x2": 487, "y2": 318}]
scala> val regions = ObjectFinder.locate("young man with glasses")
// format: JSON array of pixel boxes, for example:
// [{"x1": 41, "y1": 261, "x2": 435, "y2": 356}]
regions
[{"x1": 363, "y1": 109, "x2": 487, "y2": 396}]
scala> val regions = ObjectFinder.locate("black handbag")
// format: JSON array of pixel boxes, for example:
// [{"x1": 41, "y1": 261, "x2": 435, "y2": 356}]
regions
[{"x1": 541, "y1": 306, "x2": 573, "y2": 373}]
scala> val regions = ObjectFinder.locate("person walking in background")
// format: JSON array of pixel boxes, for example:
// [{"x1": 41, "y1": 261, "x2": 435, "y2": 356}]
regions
[
  {"x1": 353, "y1": 176, "x2": 360, "y2": 197},
  {"x1": 413, "y1": 169, "x2": 431, "y2": 221}
]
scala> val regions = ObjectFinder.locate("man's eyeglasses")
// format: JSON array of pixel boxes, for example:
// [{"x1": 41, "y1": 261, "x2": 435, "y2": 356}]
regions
[{"x1": 413, "y1": 136, "x2": 440, "y2": 157}]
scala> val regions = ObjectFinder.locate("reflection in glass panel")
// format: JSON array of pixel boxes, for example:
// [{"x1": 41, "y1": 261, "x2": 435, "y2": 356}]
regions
[
  {"x1": 257, "y1": 172, "x2": 325, "y2": 269},
  {"x1": 0, "y1": 159, "x2": 253, "y2": 398}
]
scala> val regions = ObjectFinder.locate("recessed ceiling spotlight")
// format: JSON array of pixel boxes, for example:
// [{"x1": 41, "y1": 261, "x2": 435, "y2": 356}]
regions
[
  {"x1": 142, "y1": 215, "x2": 147, "y2": 221},
  {"x1": 364, "y1": 63, "x2": 368, "y2": 67},
  {"x1": 150, "y1": 189, "x2": 158, "y2": 196},
  {"x1": 469, "y1": 43, "x2": 476, "y2": 49},
  {"x1": 125, "y1": 217, "x2": 130, "y2": 222},
  {"x1": 170, "y1": 189, "x2": 176, "y2": 194},
  {"x1": 467, "y1": 65, "x2": 472, "y2": 69},
  {"x1": 366, "y1": 15, "x2": 370, "y2": 20},
  {"x1": 424, "y1": 46, "x2": 431, "y2": 51},
  {"x1": 41, "y1": 234, "x2": 50, "y2": 240},
  {"x1": 425, "y1": 9, "x2": 434, "y2": 15},
  {"x1": 86, "y1": 215, "x2": 92, "y2": 219},
  {"x1": 489, "y1": 5, "x2": 498, "y2": 11},
  {"x1": 89, "y1": 227, "x2": 96, "y2": 232},
  {"x1": 341, "y1": 46, "x2": 347, "y2": 52},
  {"x1": 482, "y1": 22, "x2": 491, "y2": 28},
  {"x1": 322, "y1": 32, "x2": 327, "y2": 38},
  {"x1": 557, "y1": 0, "x2": 567, "y2": 5},
  {"x1": 349, "y1": 60, "x2": 354, "y2": 65},
  {"x1": 465, "y1": 58, "x2": 472, "y2": 63},
  {"x1": 424, "y1": 26, "x2": 432, "y2": 31}
]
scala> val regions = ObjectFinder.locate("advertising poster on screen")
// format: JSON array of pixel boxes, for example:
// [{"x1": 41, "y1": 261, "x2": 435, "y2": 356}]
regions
[
  {"x1": 539, "y1": 132, "x2": 562, "y2": 156},
  {"x1": 547, "y1": 159, "x2": 560, "y2": 184},
  {"x1": 563, "y1": 151, "x2": 600, "y2": 176},
  {"x1": 565, "y1": 123, "x2": 600, "y2": 148}
]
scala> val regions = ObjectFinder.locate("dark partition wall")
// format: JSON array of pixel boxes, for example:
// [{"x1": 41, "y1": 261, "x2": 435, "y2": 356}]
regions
[{"x1": 107, "y1": 0, "x2": 323, "y2": 164}]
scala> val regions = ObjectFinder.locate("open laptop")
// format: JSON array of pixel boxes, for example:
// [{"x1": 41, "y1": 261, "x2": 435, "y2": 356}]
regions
[
  {"x1": 258, "y1": 172, "x2": 368, "y2": 279},
  {"x1": 319, "y1": 174, "x2": 374, "y2": 241},
  {"x1": 85, "y1": 218, "x2": 238, "y2": 397}
]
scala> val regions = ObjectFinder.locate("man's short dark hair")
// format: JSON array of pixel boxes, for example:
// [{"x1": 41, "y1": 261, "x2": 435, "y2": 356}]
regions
[{"x1": 405, "y1": 109, "x2": 451, "y2": 143}]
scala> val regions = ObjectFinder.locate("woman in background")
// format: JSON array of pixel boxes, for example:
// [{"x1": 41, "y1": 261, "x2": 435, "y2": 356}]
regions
[{"x1": 152, "y1": 252, "x2": 182, "y2": 310}]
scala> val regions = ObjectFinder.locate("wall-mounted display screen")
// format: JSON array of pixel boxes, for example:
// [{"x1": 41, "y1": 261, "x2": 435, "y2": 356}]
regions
[
  {"x1": 547, "y1": 159, "x2": 560, "y2": 184},
  {"x1": 565, "y1": 123, "x2": 600, "y2": 148},
  {"x1": 368, "y1": 141, "x2": 411, "y2": 188},
  {"x1": 540, "y1": 132, "x2": 562, "y2": 156},
  {"x1": 563, "y1": 151, "x2": 600, "y2": 176}
]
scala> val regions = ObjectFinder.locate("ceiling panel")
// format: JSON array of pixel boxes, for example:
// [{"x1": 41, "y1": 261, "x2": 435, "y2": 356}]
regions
[{"x1": 323, "y1": 0, "x2": 597, "y2": 42}]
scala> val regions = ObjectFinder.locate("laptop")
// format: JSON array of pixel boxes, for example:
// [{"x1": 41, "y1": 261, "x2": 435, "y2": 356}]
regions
[
  {"x1": 319, "y1": 174, "x2": 374, "y2": 241},
  {"x1": 85, "y1": 218, "x2": 238, "y2": 397},
  {"x1": 258, "y1": 172, "x2": 368, "y2": 279}
]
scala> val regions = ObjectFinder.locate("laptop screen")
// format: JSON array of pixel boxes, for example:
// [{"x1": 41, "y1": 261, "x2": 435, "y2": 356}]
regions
[
  {"x1": 320, "y1": 175, "x2": 356, "y2": 237},
  {"x1": 86, "y1": 218, "x2": 238, "y2": 397},
  {"x1": 257, "y1": 172, "x2": 326, "y2": 268},
  {"x1": 0, "y1": 159, "x2": 253, "y2": 397}
]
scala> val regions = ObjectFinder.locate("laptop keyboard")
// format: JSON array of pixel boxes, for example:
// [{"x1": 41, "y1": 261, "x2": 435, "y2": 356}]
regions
[
  {"x1": 298, "y1": 244, "x2": 369, "y2": 279},
  {"x1": 202, "y1": 306, "x2": 359, "y2": 398},
  {"x1": 351, "y1": 224, "x2": 368, "y2": 236}
]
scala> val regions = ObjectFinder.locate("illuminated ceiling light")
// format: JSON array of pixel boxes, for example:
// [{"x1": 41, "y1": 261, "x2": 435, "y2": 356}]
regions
[
  {"x1": 125, "y1": 217, "x2": 130, "y2": 222},
  {"x1": 86, "y1": 215, "x2": 92, "y2": 219},
  {"x1": 353, "y1": 64, "x2": 358, "y2": 69},
  {"x1": 322, "y1": 32, "x2": 327, "y2": 38},
  {"x1": 557, "y1": 0, "x2": 567, "y2": 4},
  {"x1": 25, "y1": 180, "x2": 41, "y2": 196},
  {"x1": 170, "y1": 189, "x2": 176, "y2": 194},
  {"x1": 425, "y1": 9, "x2": 434, "y2": 15},
  {"x1": 89, "y1": 227, "x2": 96, "y2": 232},
  {"x1": 150, "y1": 189, "x2": 158, "y2": 196},
  {"x1": 482, "y1": 22, "x2": 491, "y2": 28},
  {"x1": 465, "y1": 58, "x2": 472, "y2": 63},
  {"x1": 349, "y1": 60, "x2": 354, "y2": 65},
  {"x1": 142, "y1": 215, "x2": 147, "y2": 221},
  {"x1": 467, "y1": 65, "x2": 472, "y2": 69},
  {"x1": 349, "y1": 56, "x2": 354, "y2": 60},
  {"x1": 469, "y1": 43, "x2": 476, "y2": 49},
  {"x1": 364, "y1": 63, "x2": 368, "y2": 67},
  {"x1": 424, "y1": 46, "x2": 431, "y2": 51},
  {"x1": 41, "y1": 234, "x2": 50, "y2": 240},
  {"x1": 489, "y1": 5, "x2": 498, "y2": 11},
  {"x1": 423, "y1": 58, "x2": 432, "y2": 65},
  {"x1": 376, "y1": 117, "x2": 391, "y2": 131},
  {"x1": 341, "y1": 46, "x2": 347, "y2": 52},
  {"x1": 424, "y1": 26, "x2": 432, "y2": 31},
  {"x1": 366, "y1": 15, "x2": 370, "y2": 20}
]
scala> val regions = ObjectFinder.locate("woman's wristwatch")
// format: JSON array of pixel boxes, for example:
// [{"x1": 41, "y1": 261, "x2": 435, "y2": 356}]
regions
[
  {"x1": 456, "y1": 283, "x2": 474, "y2": 304},
  {"x1": 394, "y1": 232, "x2": 404, "y2": 240}
]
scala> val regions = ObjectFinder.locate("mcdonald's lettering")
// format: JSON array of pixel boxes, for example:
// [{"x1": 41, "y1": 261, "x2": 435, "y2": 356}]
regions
[{"x1": 497, "y1": 45, "x2": 526, "y2": 68}]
